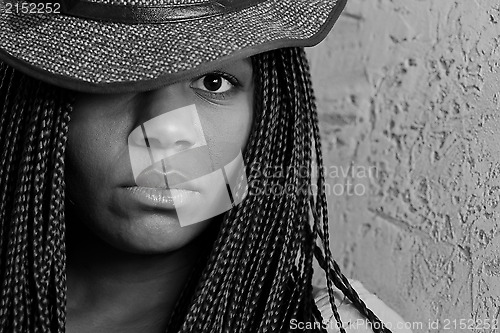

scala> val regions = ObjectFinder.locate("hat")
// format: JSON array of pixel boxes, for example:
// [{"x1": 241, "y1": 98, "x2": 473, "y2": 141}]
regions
[{"x1": 0, "y1": 0, "x2": 347, "y2": 93}]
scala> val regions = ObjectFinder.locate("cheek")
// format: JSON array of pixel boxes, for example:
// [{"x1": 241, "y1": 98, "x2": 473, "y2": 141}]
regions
[
  {"x1": 201, "y1": 102, "x2": 253, "y2": 166},
  {"x1": 65, "y1": 110, "x2": 131, "y2": 202}
]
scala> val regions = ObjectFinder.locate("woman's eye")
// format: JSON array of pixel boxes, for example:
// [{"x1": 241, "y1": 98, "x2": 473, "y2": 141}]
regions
[{"x1": 190, "y1": 73, "x2": 237, "y2": 94}]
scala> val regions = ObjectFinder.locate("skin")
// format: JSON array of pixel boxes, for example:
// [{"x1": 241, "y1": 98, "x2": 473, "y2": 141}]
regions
[{"x1": 64, "y1": 58, "x2": 254, "y2": 333}]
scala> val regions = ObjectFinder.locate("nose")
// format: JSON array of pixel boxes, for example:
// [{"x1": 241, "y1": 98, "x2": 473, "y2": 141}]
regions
[
  {"x1": 142, "y1": 112, "x2": 199, "y2": 152},
  {"x1": 128, "y1": 89, "x2": 208, "y2": 185},
  {"x1": 129, "y1": 86, "x2": 206, "y2": 156},
  {"x1": 129, "y1": 105, "x2": 206, "y2": 161}
]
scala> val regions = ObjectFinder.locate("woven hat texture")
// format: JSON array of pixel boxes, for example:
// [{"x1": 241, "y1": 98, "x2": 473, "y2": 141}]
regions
[{"x1": 0, "y1": 0, "x2": 347, "y2": 93}]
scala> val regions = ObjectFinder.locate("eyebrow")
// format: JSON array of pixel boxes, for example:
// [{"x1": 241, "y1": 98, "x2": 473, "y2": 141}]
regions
[{"x1": 217, "y1": 58, "x2": 252, "y2": 74}]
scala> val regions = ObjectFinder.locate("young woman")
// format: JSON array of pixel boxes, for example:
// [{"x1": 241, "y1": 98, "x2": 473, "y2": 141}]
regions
[{"x1": 0, "y1": 0, "x2": 411, "y2": 332}]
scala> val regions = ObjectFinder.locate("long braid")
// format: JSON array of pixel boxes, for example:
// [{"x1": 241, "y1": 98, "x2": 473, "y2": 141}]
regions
[
  {"x1": 289, "y1": 47, "x2": 317, "y2": 330},
  {"x1": 0, "y1": 63, "x2": 71, "y2": 332},
  {"x1": 47, "y1": 88, "x2": 71, "y2": 332},
  {"x1": 259, "y1": 47, "x2": 309, "y2": 331}
]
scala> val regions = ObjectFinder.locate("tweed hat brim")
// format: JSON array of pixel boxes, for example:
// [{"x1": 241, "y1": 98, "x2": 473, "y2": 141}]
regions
[{"x1": 0, "y1": 0, "x2": 347, "y2": 93}]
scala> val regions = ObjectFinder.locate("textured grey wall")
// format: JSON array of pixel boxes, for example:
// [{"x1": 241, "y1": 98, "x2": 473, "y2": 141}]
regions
[{"x1": 308, "y1": 0, "x2": 500, "y2": 332}]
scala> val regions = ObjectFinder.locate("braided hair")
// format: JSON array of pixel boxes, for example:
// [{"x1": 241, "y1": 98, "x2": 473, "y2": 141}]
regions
[
  {"x1": 0, "y1": 48, "x2": 391, "y2": 332},
  {"x1": 0, "y1": 61, "x2": 69, "y2": 332}
]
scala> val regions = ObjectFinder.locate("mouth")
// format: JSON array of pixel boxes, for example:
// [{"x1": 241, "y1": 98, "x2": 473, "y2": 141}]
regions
[
  {"x1": 122, "y1": 186, "x2": 200, "y2": 210},
  {"x1": 130, "y1": 162, "x2": 198, "y2": 191}
]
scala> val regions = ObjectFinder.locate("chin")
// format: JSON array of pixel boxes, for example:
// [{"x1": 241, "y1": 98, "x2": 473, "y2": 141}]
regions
[{"x1": 95, "y1": 213, "x2": 214, "y2": 254}]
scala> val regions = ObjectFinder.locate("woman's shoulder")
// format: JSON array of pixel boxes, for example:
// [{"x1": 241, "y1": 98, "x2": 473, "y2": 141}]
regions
[{"x1": 313, "y1": 279, "x2": 413, "y2": 333}]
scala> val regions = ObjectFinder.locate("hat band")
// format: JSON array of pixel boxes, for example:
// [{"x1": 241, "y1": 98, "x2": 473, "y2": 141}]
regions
[{"x1": 60, "y1": 0, "x2": 267, "y2": 23}]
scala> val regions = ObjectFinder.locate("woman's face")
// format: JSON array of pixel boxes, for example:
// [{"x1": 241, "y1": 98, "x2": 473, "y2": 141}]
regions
[{"x1": 66, "y1": 58, "x2": 254, "y2": 254}]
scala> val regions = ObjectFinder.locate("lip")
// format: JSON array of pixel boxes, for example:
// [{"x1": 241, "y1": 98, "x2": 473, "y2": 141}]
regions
[
  {"x1": 122, "y1": 186, "x2": 200, "y2": 210},
  {"x1": 132, "y1": 164, "x2": 198, "y2": 191}
]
